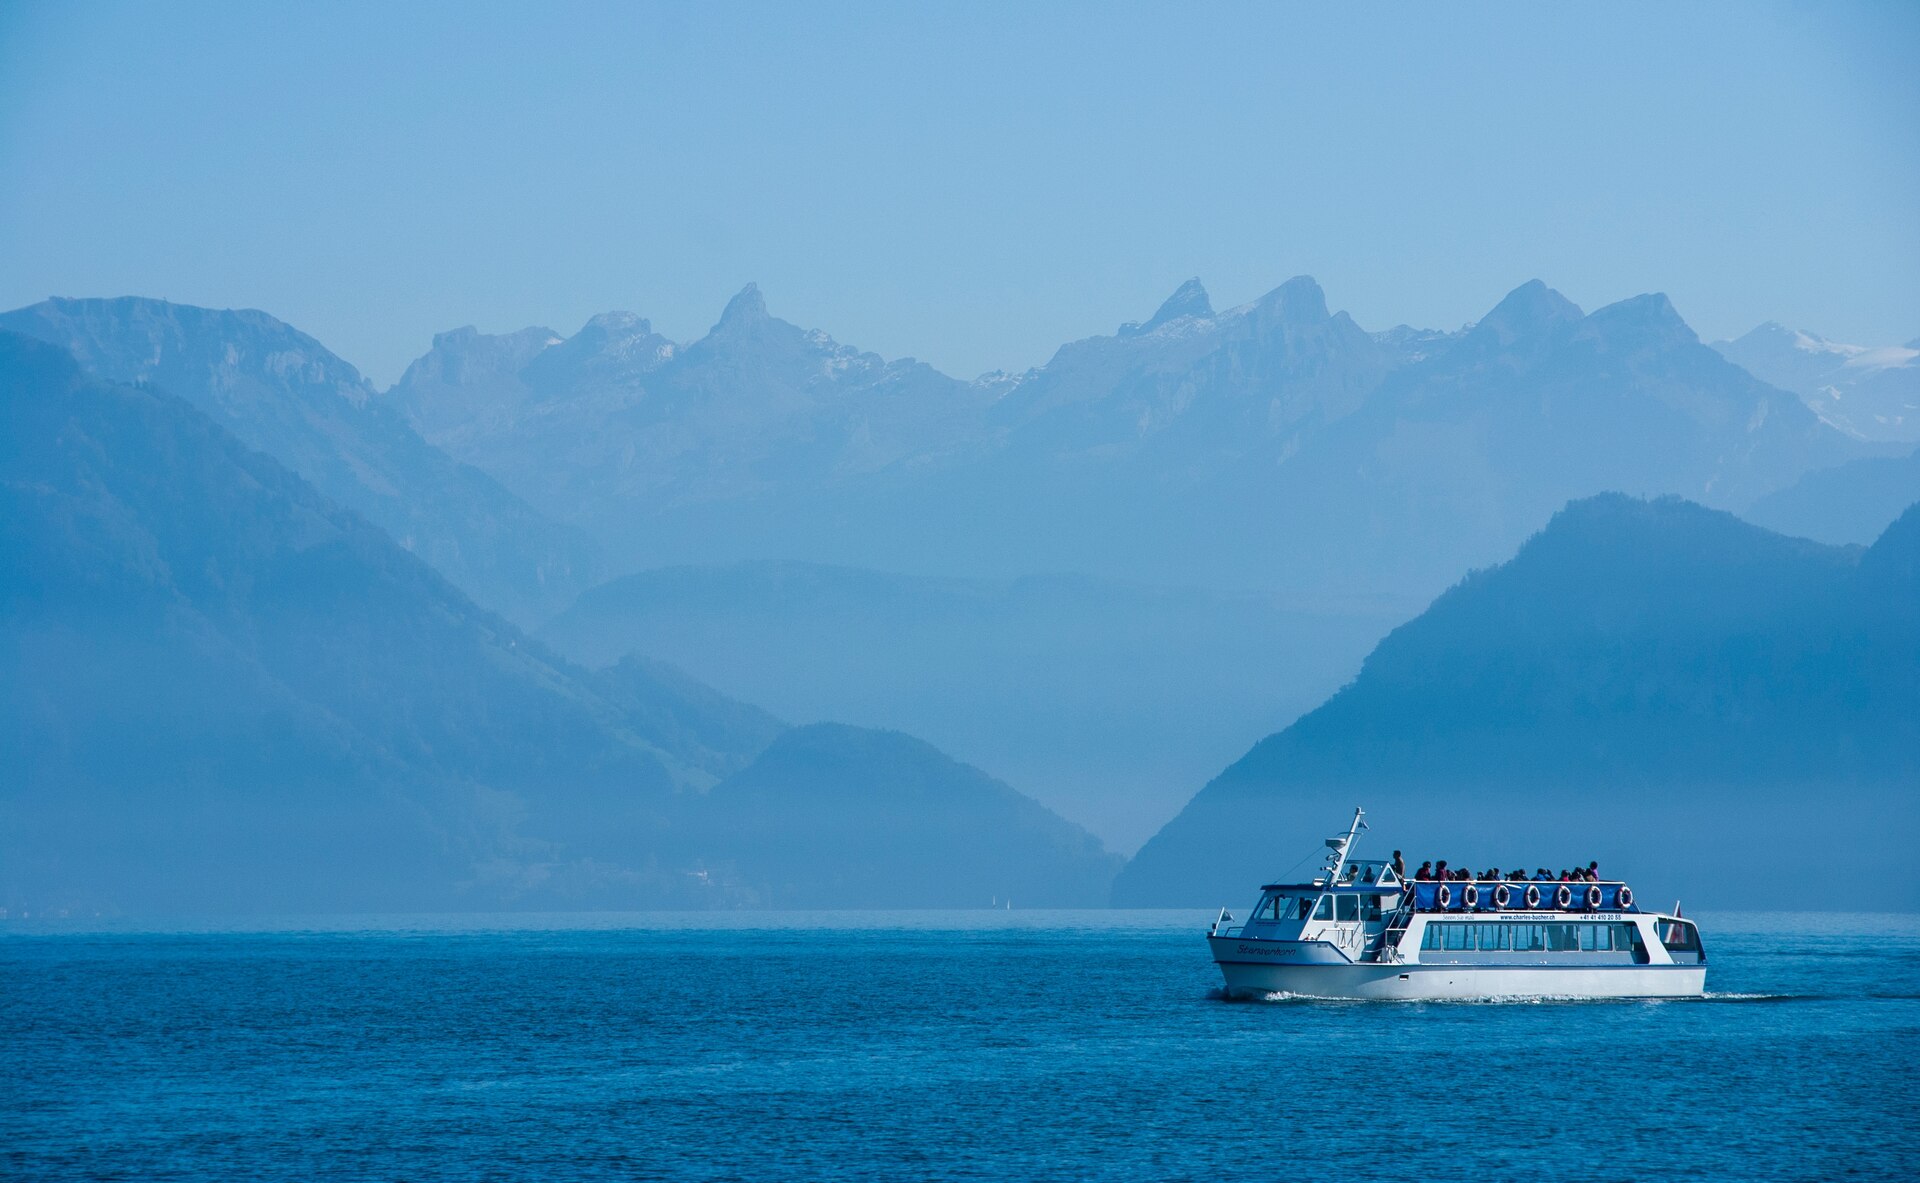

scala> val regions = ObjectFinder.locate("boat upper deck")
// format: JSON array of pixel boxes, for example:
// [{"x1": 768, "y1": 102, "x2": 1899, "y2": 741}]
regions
[
  {"x1": 1408, "y1": 879, "x2": 1637, "y2": 912},
  {"x1": 1250, "y1": 872, "x2": 1641, "y2": 913}
]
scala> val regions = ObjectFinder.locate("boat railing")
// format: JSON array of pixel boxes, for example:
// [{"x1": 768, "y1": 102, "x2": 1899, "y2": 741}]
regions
[
  {"x1": 1369, "y1": 894, "x2": 1417, "y2": 962},
  {"x1": 1406, "y1": 879, "x2": 1639, "y2": 913}
]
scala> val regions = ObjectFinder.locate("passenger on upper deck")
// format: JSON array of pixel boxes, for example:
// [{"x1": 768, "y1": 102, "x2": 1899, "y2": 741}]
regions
[
  {"x1": 1534, "y1": 868, "x2": 1554, "y2": 880},
  {"x1": 1414, "y1": 861, "x2": 1432, "y2": 880},
  {"x1": 1433, "y1": 860, "x2": 1449, "y2": 881},
  {"x1": 1586, "y1": 861, "x2": 1600, "y2": 880},
  {"x1": 1392, "y1": 851, "x2": 1406, "y2": 879}
]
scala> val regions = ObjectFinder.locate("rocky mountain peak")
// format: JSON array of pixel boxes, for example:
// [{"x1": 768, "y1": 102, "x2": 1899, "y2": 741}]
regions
[
  {"x1": 1466, "y1": 280, "x2": 1584, "y2": 346},
  {"x1": 1139, "y1": 278, "x2": 1214, "y2": 333},
  {"x1": 1253, "y1": 275, "x2": 1331, "y2": 324},
  {"x1": 715, "y1": 283, "x2": 771, "y2": 331},
  {"x1": 580, "y1": 311, "x2": 654, "y2": 339},
  {"x1": 424, "y1": 324, "x2": 560, "y2": 361},
  {"x1": 0, "y1": 295, "x2": 377, "y2": 407},
  {"x1": 1584, "y1": 292, "x2": 1698, "y2": 347},
  {"x1": 1731, "y1": 321, "x2": 1794, "y2": 347}
]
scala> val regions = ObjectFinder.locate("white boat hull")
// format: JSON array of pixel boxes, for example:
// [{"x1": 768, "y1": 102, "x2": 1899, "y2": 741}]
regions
[{"x1": 1215, "y1": 958, "x2": 1706, "y2": 1001}]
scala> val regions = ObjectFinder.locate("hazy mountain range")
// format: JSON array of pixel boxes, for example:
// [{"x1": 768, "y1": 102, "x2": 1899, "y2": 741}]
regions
[
  {"x1": 389, "y1": 277, "x2": 1888, "y2": 602},
  {"x1": 0, "y1": 333, "x2": 1116, "y2": 913},
  {"x1": 1114, "y1": 494, "x2": 1919, "y2": 911},
  {"x1": 1716, "y1": 322, "x2": 1920, "y2": 444},
  {"x1": 540, "y1": 561, "x2": 1403, "y2": 851},
  {"x1": 1746, "y1": 445, "x2": 1920, "y2": 546},
  {"x1": 0, "y1": 298, "x2": 600, "y2": 626},
  {"x1": 3, "y1": 277, "x2": 1913, "y2": 913}
]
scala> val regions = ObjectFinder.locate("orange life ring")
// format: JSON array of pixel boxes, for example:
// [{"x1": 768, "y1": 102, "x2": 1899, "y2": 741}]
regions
[
  {"x1": 1524, "y1": 884, "x2": 1542, "y2": 909},
  {"x1": 1554, "y1": 885, "x2": 1573, "y2": 909},
  {"x1": 1493, "y1": 884, "x2": 1513, "y2": 909},
  {"x1": 1617, "y1": 886, "x2": 1634, "y2": 909},
  {"x1": 1585, "y1": 885, "x2": 1603, "y2": 910},
  {"x1": 1463, "y1": 884, "x2": 1480, "y2": 909},
  {"x1": 1436, "y1": 883, "x2": 1453, "y2": 910}
]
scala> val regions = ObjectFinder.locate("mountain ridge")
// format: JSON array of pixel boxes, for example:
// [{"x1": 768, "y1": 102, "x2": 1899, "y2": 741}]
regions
[
  {"x1": 0, "y1": 296, "x2": 599, "y2": 625},
  {"x1": 1, "y1": 331, "x2": 1114, "y2": 912},
  {"x1": 540, "y1": 557, "x2": 1404, "y2": 850},
  {"x1": 683, "y1": 723, "x2": 1121, "y2": 908},
  {"x1": 382, "y1": 275, "x2": 1876, "y2": 604},
  {"x1": 1112, "y1": 493, "x2": 1919, "y2": 910},
  {"x1": 1715, "y1": 321, "x2": 1920, "y2": 443}
]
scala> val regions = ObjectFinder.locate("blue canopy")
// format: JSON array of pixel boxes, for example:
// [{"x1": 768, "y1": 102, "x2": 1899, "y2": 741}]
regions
[{"x1": 1410, "y1": 881, "x2": 1634, "y2": 911}]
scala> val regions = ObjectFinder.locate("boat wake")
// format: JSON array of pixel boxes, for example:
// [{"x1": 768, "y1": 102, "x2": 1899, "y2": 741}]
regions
[
  {"x1": 1696, "y1": 991, "x2": 1809, "y2": 1003},
  {"x1": 1211, "y1": 989, "x2": 1888, "y2": 1007},
  {"x1": 1209, "y1": 989, "x2": 1794, "y2": 1005},
  {"x1": 1204, "y1": 987, "x2": 1353, "y2": 1004}
]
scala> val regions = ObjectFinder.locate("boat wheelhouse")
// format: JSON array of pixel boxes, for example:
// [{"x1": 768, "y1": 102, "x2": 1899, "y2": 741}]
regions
[{"x1": 1207, "y1": 808, "x2": 1706, "y2": 1000}]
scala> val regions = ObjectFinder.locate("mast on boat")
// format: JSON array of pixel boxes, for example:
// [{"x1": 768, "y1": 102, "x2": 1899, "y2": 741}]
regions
[{"x1": 1318, "y1": 806, "x2": 1367, "y2": 884}]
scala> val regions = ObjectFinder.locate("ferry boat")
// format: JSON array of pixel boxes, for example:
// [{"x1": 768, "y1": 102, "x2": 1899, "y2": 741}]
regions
[{"x1": 1207, "y1": 808, "x2": 1706, "y2": 1000}]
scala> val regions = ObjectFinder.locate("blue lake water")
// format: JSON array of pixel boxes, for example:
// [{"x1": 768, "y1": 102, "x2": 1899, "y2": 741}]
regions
[{"x1": 3, "y1": 911, "x2": 1916, "y2": 1181}]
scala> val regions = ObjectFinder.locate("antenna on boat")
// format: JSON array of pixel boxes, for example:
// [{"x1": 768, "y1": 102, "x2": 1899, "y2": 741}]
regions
[{"x1": 1319, "y1": 806, "x2": 1367, "y2": 883}]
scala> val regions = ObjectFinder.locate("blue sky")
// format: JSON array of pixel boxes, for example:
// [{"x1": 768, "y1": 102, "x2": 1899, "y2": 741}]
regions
[{"x1": 1, "y1": 1, "x2": 1914, "y2": 385}]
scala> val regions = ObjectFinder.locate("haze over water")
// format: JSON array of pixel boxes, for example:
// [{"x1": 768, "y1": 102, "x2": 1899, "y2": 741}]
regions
[{"x1": 6, "y1": 912, "x2": 1916, "y2": 1181}]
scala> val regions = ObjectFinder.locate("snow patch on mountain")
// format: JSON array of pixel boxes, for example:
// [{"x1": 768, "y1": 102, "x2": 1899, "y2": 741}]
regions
[{"x1": 1716, "y1": 322, "x2": 1920, "y2": 443}]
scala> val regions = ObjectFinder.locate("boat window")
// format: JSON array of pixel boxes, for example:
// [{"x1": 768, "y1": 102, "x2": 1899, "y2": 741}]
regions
[
  {"x1": 1575, "y1": 923, "x2": 1629, "y2": 952},
  {"x1": 1659, "y1": 921, "x2": 1700, "y2": 951},
  {"x1": 1546, "y1": 924, "x2": 1579, "y2": 952},
  {"x1": 1421, "y1": 924, "x2": 1441, "y2": 950},
  {"x1": 1442, "y1": 923, "x2": 1473, "y2": 952},
  {"x1": 1361, "y1": 897, "x2": 1383, "y2": 923},
  {"x1": 1312, "y1": 896, "x2": 1334, "y2": 921},
  {"x1": 1510, "y1": 924, "x2": 1545, "y2": 952},
  {"x1": 1335, "y1": 895, "x2": 1360, "y2": 922},
  {"x1": 1261, "y1": 896, "x2": 1314, "y2": 921},
  {"x1": 1477, "y1": 924, "x2": 1507, "y2": 951}
]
